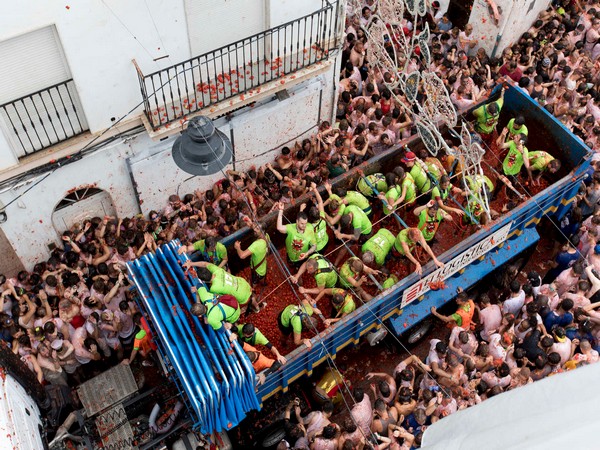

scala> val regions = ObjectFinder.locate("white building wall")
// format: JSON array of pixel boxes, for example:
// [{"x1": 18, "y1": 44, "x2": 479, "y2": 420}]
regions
[
  {"x1": 468, "y1": 0, "x2": 551, "y2": 56},
  {"x1": 0, "y1": 64, "x2": 337, "y2": 269}
]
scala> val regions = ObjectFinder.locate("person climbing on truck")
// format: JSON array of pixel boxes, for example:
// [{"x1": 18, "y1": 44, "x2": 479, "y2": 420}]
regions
[
  {"x1": 234, "y1": 222, "x2": 269, "y2": 287},
  {"x1": 431, "y1": 289, "x2": 476, "y2": 330},
  {"x1": 235, "y1": 323, "x2": 287, "y2": 365},
  {"x1": 277, "y1": 299, "x2": 321, "y2": 348},
  {"x1": 393, "y1": 228, "x2": 444, "y2": 276},
  {"x1": 276, "y1": 202, "x2": 317, "y2": 268},
  {"x1": 472, "y1": 84, "x2": 505, "y2": 141},
  {"x1": 527, "y1": 151, "x2": 561, "y2": 185},
  {"x1": 183, "y1": 260, "x2": 259, "y2": 314},
  {"x1": 413, "y1": 201, "x2": 453, "y2": 242},
  {"x1": 177, "y1": 236, "x2": 228, "y2": 268},
  {"x1": 291, "y1": 254, "x2": 338, "y2": 290}
]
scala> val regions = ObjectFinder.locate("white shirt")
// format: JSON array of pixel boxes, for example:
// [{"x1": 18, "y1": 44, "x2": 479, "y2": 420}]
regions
[{"x1": 502, "y1": 290, "x2": 525, "y2": 316}]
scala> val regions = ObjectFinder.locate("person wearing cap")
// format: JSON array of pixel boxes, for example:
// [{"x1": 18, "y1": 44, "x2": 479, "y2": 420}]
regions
[
  {"x1": 472, "y1": 85, "x2": 506, "y2": 141},
  {"x1": 178, "y1": 236, "x2": 228, "y2": 268},
  {"x1": 235, "y1": 323, "x2": 286, "y2": 365},
  {"x1": 393, "y1": 228, "x2": 444, "y2": 276},
  {"x1": 51, "y1": 338, "x2": 80, "y2": 376},
  {"x1": 402, "y1": 151, "x2": 431, "y2": 196},
  {"x1": 190, "y1": 286, "x2": 240, "y2": 332}
]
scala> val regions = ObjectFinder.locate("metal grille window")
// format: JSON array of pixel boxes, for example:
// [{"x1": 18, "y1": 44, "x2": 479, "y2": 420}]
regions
[{"x1": 0, "y1": 26, "x2": 88, "y2": 158}]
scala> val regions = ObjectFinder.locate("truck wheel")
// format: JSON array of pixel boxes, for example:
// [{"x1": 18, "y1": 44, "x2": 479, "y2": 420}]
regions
[
  {"x1": 257, "y1": 419, "x2": 287, "y2": 448},
  {"x1": 406, "y1": 319, "x2": 433, "y2": 345}
]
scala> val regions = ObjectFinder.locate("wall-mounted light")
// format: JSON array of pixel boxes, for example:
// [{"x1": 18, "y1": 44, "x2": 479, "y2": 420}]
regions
[{"x1": 171, "y1": 116, "x2": 232, "y2": 176}]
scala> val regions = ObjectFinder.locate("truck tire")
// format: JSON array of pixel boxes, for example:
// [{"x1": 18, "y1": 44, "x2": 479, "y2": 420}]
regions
[
  {"x1": 406, "y1": 319, "x2": 433, "y2": 345},
  {"x1": 256, "y1": 419, "x2": 286, "y2": 448}
]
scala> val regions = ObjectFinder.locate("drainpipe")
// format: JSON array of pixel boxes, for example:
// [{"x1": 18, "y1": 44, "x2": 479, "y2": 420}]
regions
[{"x1": 491, "y1": 0, "x2": 516, "y2": 58}]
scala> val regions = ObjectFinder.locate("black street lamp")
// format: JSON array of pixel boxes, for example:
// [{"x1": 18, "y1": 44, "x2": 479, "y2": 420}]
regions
[{"x1": 171, "y1": 116, "x2": 232, "y2": 176}]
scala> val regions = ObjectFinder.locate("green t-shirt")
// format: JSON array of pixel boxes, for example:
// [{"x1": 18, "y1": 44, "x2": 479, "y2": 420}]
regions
[
  {"x1": 281, "y1": 303, "x2": 313, "y2": 333},
  {"x1": 473, "y1": 97, "x2": 504, "y2": 134},
  {"x1": 345, "y1": 205, "x2": 372, "y2": 235},
  {"x1": 506, "y1": 118, "x2": 529, "y2": 139},
  {"x1": 248, "y1": 236, "x2": 268, "y2": 276},
  {"x1": 466, "y1": 196, "x2": 485, "y2": 223},
  {"x1": 464, "y1": 175, "x2": 494, "y2": 193},
  {"x1": 345, "y1": 190, "x2": 371, "y2": 212},
  {"x1": 528, "y1": 151, "x2": 554, "y2": 172},
  {"x1": 357, "y1": 173, "x2": 388, "y2": 197},
  {"x1": 237, "y1": 324, "x2": 269, "y2": 346},
  {"x1": 310, "y1": 254, "x2": 338, "y2": 288},
  {"x1": 503, "y1": 141, "x2": 528, "y2": 176},
  {"x1": 339, "y1": 257, "x2": 360, "y2": 288},
  {"x1": 327, "y1": 159, "x2": 346, "y2": 178},
  {"x1": 425, "y1": 158, "x2": 443, "y2": 182},
  {"x1": 328, "y1": 194, "x2": 346, "y2": 218},
  {"x1": 192, "y1": 240, "x2": 228, "y2": 265},
  {"x1": 333, "y1": 294, "x2": 356, "y2": 316},
  {"x1": 285, "y1": 222, "x2": 316, "y2": 262},
  {"x1": 418, "y1": 208, "x2": 444, "y2": 241},
  {"x1": 394, "y1": 229, "x2": 417, "y2": 255},
  {"x1": 195, "y1": 286, "x2": 216, "y2": 303},
  {"x1": 313, "y1": 212, "x2": 329, "y2": 252},
  {"x1": 206, "y1": 264, "x2": 252, "y2": 304},
  {"x1": 402, "y1": 174, "x2": 417, "y2": 205},
  {"x1": 431, "y1": 185, "x2": 450, "y2": 202},
  {"x1": 205, "y1": 298, "x2": 240, "y2": 330},
  {"x1": 410, "y1": 164, "x2": 431, "y2": 193},
  {"x1": 362, "y1": 228, "x2": 395, "y2": 266},
  {"x1": 383, "y1": 186, "x2": 401, "y2": 215},
  {"x1": 382, "y1": 274, "x2": 399, "y2": 290}
]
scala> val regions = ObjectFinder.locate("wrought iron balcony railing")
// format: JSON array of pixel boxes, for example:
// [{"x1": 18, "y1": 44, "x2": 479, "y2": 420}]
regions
[
  {"x1": 135, "y1": 0, "x2": 342, "y2": 131},
  {"x1": 0, "y1": 79, "x2": 88, "y2": 158}
]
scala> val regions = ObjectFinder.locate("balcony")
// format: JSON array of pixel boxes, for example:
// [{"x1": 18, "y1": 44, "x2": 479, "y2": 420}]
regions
[
  {"x1": 134, "y1": 0, "x2": 342, "y2": 135},
  {"x1": 0, "y1": 79, "x2": 88, "y2": 158}
]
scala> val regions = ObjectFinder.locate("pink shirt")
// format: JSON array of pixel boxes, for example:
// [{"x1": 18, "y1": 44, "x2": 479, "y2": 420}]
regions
[
  {"x1": 479, "y1": 305, "x2": 502, "y2": 342},
  {"x1": 351, "y1": 394, "x2": 373, "y2": 436}
]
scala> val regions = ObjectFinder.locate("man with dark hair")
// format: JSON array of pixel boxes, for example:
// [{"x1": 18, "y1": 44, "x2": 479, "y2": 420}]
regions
[
  {"x1": 234, "y1": 223, "x2": 269, "y2": 286},
  {"x1": 277, "y1": 298, "x2": 321, "y2": 348},
  {"x1": 431, "y1": 290, "x2": 476, "y2": 330},
  {"x1": 276, "y1": 202, "x2": 316, "y2": 267},
  {"x1": 544, "y1": 298, "x2": 574, "y2": 331},
  {"x1": 236, "y1": 322, "x2": 286, "y2": 364},
  {"x1": 472, "y1": 85, "x2": 506, "y2": 141},
  {"x1": 189, "y1": 287, "x2": 240, "y2": 332},
  {"x1": 351, "y1": 387, "x2": 373, "y2": 436}
]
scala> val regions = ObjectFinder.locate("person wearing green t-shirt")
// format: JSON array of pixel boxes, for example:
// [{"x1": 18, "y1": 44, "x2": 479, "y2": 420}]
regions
[
  {"x1": 310, "y1": 287, "x2": 356, "y2": 327},
  {"x1": 500, "y1": 133, "x2": 529, "y2": 178},
  {"x1": 338, "y1": 257, "x2": 380, "y2": 302},
  {"x1": 276, "y1": 202, "x2": 317, "y2": 266},
  {"x1": 497, "y1": 115, "x2": 528, "y2": 145},
  {"x1": 277, "y1": 299, "x2": 321, "y2": 348},
  {"x1": 393, "y1": 227, "x2": 444, "y2": 276},
  {"x1": 292, "y1": 254, "x2": 338, "y2": 290},
  {"x1": 357, "y1": 173, "x2": 388, "y2": 197},
  {"x1": 379, "y1": 167, "x2": 416, "y2": 214},
  {"x1": 323, "y1": 182, "x2": 372, "y2": 225},
  {"x1": 234, "y1": 224, "x2": 269, "y2": 286},
  {"x1": 235, "y1": 323, "x2": 286, "y2": 364},
  {"x1": 381, "y1": 273, "x2": 399, "y2": 290},
  {"x1": 472, "y1": 87, "x2": 505, "y2": 140},
  {"x1": 185, "y1": 261, "x2": 258, "y2": 313},
  {"x1": 414, "y1": 201, "x2": 452, "y2": 242},
  {"x1": 308, "y1": 184, "x2": 329, "y2": 252},
  {"x1": 190, "y1": 287, "x2": 240, "y2": 332},
  {"x1": 431, "y1": 175, "x2": 465, "y2": 216},
  {"x1": 527, "y1": 151, "x2": 560, "y2": 185},
  {"x1": 361, "y1": 228, "x2": 395, "y2": 267},
  {"x1": 403, "y1": 151, "x2": 431, "y2": 194},
  {"x1": 337, "y1": 205, "x2": 372, "y2": 240},
  {"x1": 178, "y1": 236, "x2": 228, "y2": 268}
]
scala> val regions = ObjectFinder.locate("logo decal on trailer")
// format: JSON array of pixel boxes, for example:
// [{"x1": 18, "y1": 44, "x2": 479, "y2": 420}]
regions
[{"x1": 401, "y1": 222, "x2": 513, "y2": 308}]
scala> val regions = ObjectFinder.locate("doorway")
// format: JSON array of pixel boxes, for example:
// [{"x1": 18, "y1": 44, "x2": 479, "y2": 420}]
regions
[
  {"x1": 446, "y1": 0, "x2": 475, "y2": 30},
  {"x1": 51, "y1": 187, "x2": 116, "y2": 234}
]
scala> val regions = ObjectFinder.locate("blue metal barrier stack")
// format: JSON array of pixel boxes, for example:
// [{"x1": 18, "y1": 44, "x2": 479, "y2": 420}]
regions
[{"x1": 126, "y1": 241, "x2": 260, "y2": 434}]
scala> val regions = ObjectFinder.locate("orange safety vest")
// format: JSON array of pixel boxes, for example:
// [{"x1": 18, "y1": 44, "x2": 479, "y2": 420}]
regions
[{"x1": 449, "y1": 299, "x2": 475, "y2": 331}]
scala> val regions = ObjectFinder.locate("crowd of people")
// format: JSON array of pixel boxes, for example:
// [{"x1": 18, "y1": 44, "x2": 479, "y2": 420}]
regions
[{"x1": 0, "y1": 0, "x2": 599, "y2": 448}]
